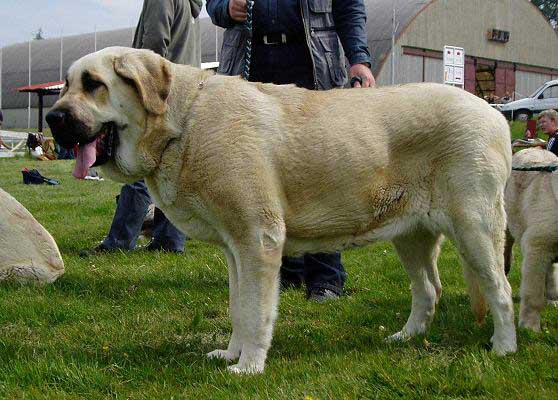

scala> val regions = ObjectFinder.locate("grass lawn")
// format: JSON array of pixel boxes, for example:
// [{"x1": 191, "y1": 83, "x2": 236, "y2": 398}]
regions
[{"x1": 0, "y1": 157, "x2": 557, "y2": 399}]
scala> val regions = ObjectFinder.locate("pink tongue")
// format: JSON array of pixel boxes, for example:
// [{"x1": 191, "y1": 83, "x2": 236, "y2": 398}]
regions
[{"x1": 72, "y1": 140, "x2": 98, "y2": 179}]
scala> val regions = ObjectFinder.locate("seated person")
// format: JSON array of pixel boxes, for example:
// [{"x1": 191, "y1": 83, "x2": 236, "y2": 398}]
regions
[
  {"x1": 27, "y1": 133, "x2": 56, "y2": 161},
  {"x1": 539, "y1": 109, "x2": 558, "y2": 156},
  {"x1": 0, "y1": 137, "x2": 10, "y2": 150}
]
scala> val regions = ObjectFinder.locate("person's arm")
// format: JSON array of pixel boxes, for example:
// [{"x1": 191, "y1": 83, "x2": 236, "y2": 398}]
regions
[
  {"x1": 140, "y1": 0, "x2": 174, "y2": 57},
  {"x1": 332, "y1": 0, "x2": 375, "y2": 87},
  {"x1": 207, "y1": 0, "x2": 243, "y2": 28}
]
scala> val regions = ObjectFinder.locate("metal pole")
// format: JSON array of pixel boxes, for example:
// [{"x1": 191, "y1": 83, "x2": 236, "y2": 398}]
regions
[
  {"x1": 60, "y1": 31, "x2": 64, "y2": 81},
  {"x1": 94, "y1": 25, "x2": 97, "y2": 52},
  {"x1": 0, "y1": 47, "x2": 3, "y2": 110},
  {"x1": 28, "y1": 40, "x2": 31, "y2": 130},
  {"x1": 391, "y1": 3, "x2": 396, "y2": 85},
  {"x1": 38, "y1": 93, "x2": 43, "y2": 133}
]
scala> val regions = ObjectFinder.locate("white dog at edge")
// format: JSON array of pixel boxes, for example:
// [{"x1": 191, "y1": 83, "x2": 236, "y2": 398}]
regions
[
  {"x1": 46, "y1": 47, "x2": 517, "y2": 373},
  {"x1": 505, "y1": 147, "x2": 558, "y2": 331}
]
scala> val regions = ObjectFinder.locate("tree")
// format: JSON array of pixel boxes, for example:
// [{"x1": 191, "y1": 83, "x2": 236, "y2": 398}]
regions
[
  {"x1": 33, "y1": 28, "x2": 45, "y2": 40},
  {"x1": 531, "y1": 0, "x2": 558, "y2": 29}
]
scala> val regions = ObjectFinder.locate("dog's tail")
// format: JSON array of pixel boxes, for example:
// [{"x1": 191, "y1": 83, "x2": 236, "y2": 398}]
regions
[{"x1": 463, "y1": 266, "x2": 487, "y2": 325}]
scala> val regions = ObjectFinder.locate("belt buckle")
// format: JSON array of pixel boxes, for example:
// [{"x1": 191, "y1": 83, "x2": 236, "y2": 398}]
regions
[{"x1": 263, "y1": 33, "x2": 287, "y2": 45}]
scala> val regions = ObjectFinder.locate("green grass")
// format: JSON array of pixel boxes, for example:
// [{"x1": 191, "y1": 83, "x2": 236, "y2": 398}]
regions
[
  {"x1": 0, "y1": 158, "x2": 557, "y2": 399},
  {"x1": 509, "y1": 120, "x2": 548, "y2": 142}
]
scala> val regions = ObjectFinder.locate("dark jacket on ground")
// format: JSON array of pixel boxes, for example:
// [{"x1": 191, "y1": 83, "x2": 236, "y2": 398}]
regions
[
  {"x1": 133, "y1": 0, "x2": 202, "y2": 66},
  {"x1": 206, "y1": 0, "x2": 371, "y2": 89}
]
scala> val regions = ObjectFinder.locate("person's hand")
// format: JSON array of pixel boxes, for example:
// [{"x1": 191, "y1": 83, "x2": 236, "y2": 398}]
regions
[
  {"x1": 349, "y1": 63, "x2": 376, "y2": 88},
  {"x1": 229, "y1": 0, "x2": 247, "y2": 22}
]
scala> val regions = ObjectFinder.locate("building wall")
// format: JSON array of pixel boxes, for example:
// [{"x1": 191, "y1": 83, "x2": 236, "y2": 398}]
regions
[
  {"x1": 2, "y1": 107, "x2": 51, "y2": 130},
  {"x1": 376, "y1": 47, "x2": 444, "y2": 87},
  {"x1": 399, "y1": 0, "x2": 558, "y2": 70},
  {"x1": 377, "y1": 48, "x2": 424, "y2": 86},
  {"x1": 515, "y1": 70, "x2": 554, "y2": 99}
]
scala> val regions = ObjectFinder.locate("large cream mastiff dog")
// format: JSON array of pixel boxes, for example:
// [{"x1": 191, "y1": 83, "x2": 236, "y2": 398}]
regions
[
  {"x1": 46, "y1": 47, "x2": 516, "y2": 373},
  {"x1": 505, "y1": 148, "x2": 558, "y2": 331}
]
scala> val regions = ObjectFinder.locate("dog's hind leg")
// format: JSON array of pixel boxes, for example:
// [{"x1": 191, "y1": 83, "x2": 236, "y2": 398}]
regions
[
  {"x1": 519, "y1": 243, "x2": 554, "y2": 331},
  {"x1": 207, "y1": 248, "x2": 242, "y2": 362},
  {"x1": 387, "y1": 228, "x2": 442, "y2": 342},
  {"x1": 547, "y1": 263, "x2": 558, "y2": 307},
  {"x1": 452, "y1": 199, "x2": 516, "y2": 355},
  {"x1": 427, "y1": 234, "x2": 444, "y2": 303}
]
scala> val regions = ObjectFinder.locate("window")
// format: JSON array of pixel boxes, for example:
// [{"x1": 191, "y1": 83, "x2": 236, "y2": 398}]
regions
[{"x1": 541, "y1": 85, "x2": 558, "y2": 99}]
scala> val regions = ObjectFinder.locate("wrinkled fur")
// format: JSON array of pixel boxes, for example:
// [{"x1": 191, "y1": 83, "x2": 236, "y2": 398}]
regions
[
  {"x1": 505, "y1": 148, "x2": 558, "y2": 331},
  {"x1": 50, "y1": 47, "x2": 517, "y2": 373}
]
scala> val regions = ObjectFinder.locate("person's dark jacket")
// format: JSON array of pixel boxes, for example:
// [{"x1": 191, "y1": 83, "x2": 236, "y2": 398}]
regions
[
  {"x1": 206, "y1": 0, "x2": 371, "y2": 89},
  {"x1": 133, "y1": 0, "x2": 202, "y2": 66},
  {"x1": 547, "y1": 132, "x2": 558, "y2": 156}
]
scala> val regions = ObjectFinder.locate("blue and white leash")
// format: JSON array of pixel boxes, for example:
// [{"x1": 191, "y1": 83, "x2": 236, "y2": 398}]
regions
[
  {"x1": 512, "y1": 165, "x2": 558, "y2": 172},
  {"x1": 242, "y1": 0, "x2": 255, "y2": 81}
]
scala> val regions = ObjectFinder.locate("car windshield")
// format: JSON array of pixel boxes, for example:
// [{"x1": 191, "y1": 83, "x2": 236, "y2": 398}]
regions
[{"x1": 529, "y1": 83, "x2": 547, "y2": 98}]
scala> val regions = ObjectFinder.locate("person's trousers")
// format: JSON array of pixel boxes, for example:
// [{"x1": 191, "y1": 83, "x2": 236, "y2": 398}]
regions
[
  {"x1": 249, "y1": 40, "x2": 346, "y2": 294},
  {"x1": 102, "y1": 180, "x2": 186, "y2": 251}
]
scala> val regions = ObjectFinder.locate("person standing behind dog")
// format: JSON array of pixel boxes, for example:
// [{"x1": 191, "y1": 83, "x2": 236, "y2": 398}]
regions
[
  {"x1": 539, "y1": 109, "x2": 558, "y2": 156},
  {"x1": 207, "y1": 0, "x2": 375, "y2": 301},
  {"x1": 83, "y1": 0, "x2": 202, "y2": 255}
]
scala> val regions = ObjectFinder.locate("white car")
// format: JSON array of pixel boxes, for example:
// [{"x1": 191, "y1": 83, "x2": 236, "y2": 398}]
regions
[{"x1": 497, "y1": 79, "x2": 558, "y2": 121}]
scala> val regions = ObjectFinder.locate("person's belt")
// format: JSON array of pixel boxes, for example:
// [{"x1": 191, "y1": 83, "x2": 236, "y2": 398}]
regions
[{"x1": 253, "y1": 32, "x2": 306, "y2": 45}]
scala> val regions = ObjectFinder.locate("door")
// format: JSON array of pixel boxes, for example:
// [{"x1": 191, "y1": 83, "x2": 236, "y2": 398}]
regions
[{"x1": 535, "y1": 84, "x2": 558, "y2": 112}]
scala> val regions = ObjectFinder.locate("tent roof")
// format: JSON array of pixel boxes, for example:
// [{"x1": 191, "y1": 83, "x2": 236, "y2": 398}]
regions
[{"x1": 15, "y1": 80, "x2": 64, "y2": 93}]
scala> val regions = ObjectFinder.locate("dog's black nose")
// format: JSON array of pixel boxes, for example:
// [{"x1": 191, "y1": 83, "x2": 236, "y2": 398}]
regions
[{"x1": 46, "y1": 110, "x2": 67, "y2": 128}]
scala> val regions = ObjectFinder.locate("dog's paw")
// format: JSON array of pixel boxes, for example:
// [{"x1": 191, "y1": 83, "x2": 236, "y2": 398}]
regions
[
  {"x1": 206, "y1": 349, "x2": 239, "y2": 362},
  {"x1": 227, "y1": 362, "x2": 264, "y2": 374},
  {"x1": 519, "y1": 318, "x2": 541, "y2": 333},
  {"x1": 491, "y1": 337, "x2": 517, "y2": 356},
  {"x1": 547, "y1": 299, "x2": 558, "y2": 308},
  {"x1": 384, "y1": 330, "x2": 410, "y2": 343}
]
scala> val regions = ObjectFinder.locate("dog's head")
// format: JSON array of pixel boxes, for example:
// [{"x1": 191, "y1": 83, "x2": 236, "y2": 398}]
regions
[{"x1": 46, "y1": 46, "x2": 172, "y2": 181}]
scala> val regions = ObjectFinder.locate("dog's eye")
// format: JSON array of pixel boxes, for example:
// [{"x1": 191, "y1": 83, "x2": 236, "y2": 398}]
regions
[
  {"x1": 82, "y1": 72, "x2": 105, "y2": 93},
  {"x1": 83, "y1": 78, "x2": 104, "y2": 92}
]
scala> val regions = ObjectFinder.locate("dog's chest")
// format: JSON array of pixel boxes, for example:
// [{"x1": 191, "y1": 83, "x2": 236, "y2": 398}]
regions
[
  {"x1": 145, "y1": 178, "x2": 223, "y2": 244},
  {"x1": 165, "y1": 204, "x2": 222, "y2": 244}
]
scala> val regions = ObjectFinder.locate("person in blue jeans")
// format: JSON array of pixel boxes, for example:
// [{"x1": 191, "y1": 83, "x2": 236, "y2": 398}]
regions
[
  {"x1": 94, "y1": 180, "x2": 186, "y2": 253},
  {"x1": 207, "y1": 0, "x2": 375, "y2": 301},
  {"x1": 83, "y1": 0, "x2": 202, "y2": 255}
]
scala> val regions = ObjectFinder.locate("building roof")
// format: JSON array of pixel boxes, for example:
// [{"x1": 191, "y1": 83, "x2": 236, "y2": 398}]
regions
[{"x1": 364, "y1": 0, "x2": 432, "y2": 73}]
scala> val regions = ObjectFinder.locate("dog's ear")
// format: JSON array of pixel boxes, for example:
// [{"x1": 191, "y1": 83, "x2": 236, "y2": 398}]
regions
[{"x1": 113, "y1": 51, "x2": 172, "y2": 115}]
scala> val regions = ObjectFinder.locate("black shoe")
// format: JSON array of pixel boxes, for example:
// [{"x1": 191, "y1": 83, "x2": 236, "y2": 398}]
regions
[
  {"x1": 280, "y1": 276, "x2": 303, "y2": 290},
  {"x1": 307, "y1": 288, "x2": 340, "y2": 302},
  {"x1": 79, "y1": 242, "x2": 117, "y2": 257}
]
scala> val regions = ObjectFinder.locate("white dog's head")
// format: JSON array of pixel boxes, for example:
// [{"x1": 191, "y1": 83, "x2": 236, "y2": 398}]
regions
[{"x1": 46, "y1": 47, "x2": 173, "y2": 182}]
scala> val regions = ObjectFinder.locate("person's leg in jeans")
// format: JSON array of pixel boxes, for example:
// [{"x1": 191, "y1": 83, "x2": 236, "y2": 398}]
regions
[
  {"x1": 304, "y1": 253, "x2": 346, "y2": 298},
  {"x1": 280, "y1": 256, "x2": 305, "y2": 288},
  {"x1": 147, "y1": 207, "x2": 187, "y2": 252},
  {"x1": 250, "y1": 42, "x2": 346, "y2": 298},
  {"x1": 101, "y1": 180, "x2": 151, "y2": 250}
]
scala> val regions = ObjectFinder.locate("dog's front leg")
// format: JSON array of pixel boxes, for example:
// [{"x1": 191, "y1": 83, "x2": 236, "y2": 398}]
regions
[
  {"x1": 227, "y1": 242, "x2": 282, "y2": 374},
  {"x1": 207, "y1": 248, "x2": 243, "y2": 361}
]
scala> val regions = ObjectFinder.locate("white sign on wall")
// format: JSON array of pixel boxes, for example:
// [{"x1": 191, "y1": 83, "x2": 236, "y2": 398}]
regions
[{"x1": 443, "y1": 45, "x2": 465, "y2": 87}]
